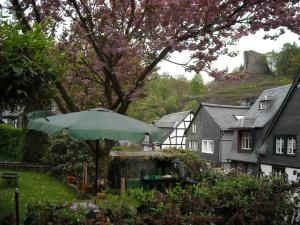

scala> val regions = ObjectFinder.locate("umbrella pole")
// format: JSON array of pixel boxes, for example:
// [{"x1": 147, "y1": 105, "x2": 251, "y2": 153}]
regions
[{"x1": 95, "y1": 140, "x2": 99, "y2": 195}]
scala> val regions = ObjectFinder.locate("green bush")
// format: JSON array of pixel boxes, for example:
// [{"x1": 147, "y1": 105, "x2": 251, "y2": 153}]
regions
[
  {"x1": 96, "y1": 161, "x2": 299, "y2": 225},
  {"x1": 43, "y1": 137, "x2": 95, "y2": 180},
  {"x1": 21, "y1": 128, "x2": 49, "y2": 163},
  {"x1": 0, "y1": 124, "x2": 23, "y2": 161}
]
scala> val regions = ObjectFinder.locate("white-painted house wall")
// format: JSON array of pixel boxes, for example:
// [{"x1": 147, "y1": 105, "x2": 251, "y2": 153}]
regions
[
  {"x1": 161, "y1": 113, "x2": 194, "y2": 149},
  {"x1": 260, "y1": 164, "x2": 272, "y2": 176},
  {"x1": 285, "y1": 167, "x2": 300, "y2": 182},
  {"x1": 260, "y1": 164, "x2": 300, "y2": 182}
]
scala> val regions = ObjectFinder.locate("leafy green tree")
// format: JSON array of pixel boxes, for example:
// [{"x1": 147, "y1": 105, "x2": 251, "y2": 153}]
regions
[
  {"x1": 190, "y1": 74, "x2": 206, "y2": 96},
  {"x1": 0, "y1": 22, "x2": 55, "y2": 110},
  {"x1": 128, "y1": 73, "x2": 205, "y2": 122},
  {"x1": 0, "y1": 21, "x2": 56, "y2": 163},
  {"x1": 267, "y1": 42, "x2": 300, "y2": 77}
]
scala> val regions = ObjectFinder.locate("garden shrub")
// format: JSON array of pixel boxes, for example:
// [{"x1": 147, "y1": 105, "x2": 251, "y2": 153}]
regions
[
  {"x1": 22, "y1": 175, "x2": 300, "y2": 225},
  {"x1": 21, "y1": 129, "x2": 49, "y2": 163},
  {"x1": 97, "y1": 190, "x2": 145, "y2": 225},
  {"x1": 43, "y1": 137, "x2": 95, "y2": 180},
  {"x1": 0, "y1": 124, "x2": 23, "y2": 161},
  {"x1": 95, "y1": 175, "x2": 299, "y2": 225}
]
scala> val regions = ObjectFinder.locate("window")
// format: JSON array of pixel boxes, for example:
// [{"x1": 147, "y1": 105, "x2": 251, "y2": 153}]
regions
[
  {"x1": 275, "y1": 137, "x2": 284, "y2": 154},
  {"x1": 241, "y1": 132, "x2": 251, "y2": 150},
  {"x1": 190, "y1": 141, "x2": 198, "y2": 151},
  {"x1": 274, "y1": 135, "x2": 297, "y2": 156},
  {"x1": 202, "y1": 140, "x2": 214, "y2": 154},
  {"x1": 287, "y1": 137, "x2": 296, "y2": 155},
  {"x1": 186, "y1": 140, "x2": 190, "y2": 149},
  {"x1": 259, "y1": 100, "x2": 272, "y2": 110},
  {"x1": 192, "y1": 124, "x2": 197, "y2": 134},
  {"x1": 51, "y1": 105, "x2": 56, "y2": 111},
  {"x1": 234, "y1": 115, "x2": 244, "y2": 120},
  {"x1": 272, "y1": 166, "x2": 285, "y2": 178},
  {"x1": 259, "y1": 101, "x2": 267, "y2": 110}
]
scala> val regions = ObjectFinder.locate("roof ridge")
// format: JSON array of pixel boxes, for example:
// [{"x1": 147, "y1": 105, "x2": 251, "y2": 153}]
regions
[
  {"x1": 262, "y1": 84, "x2": 291, "y2": 93},
  {"x1": 201, "y1": 102, "x2": 250, "y2": 109},
  {"x1": 162, "y1": 110, "x2": 191, "y2": 117}
]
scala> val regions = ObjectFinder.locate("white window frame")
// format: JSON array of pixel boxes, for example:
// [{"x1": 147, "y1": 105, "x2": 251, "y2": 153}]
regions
[
  {"x1": 186, "y1": 140, "x2": 190, "y2": 149},
  {"x1": 192, "y1": 141, "x2": 198, "y2": 151},
  {"x1": 241, "y1": 132, "x2": 251, "y2": 150},
  {"x1": 192, "y1": 123, "x2": 197, "y2": 134},
  {"x1": 287, "y1": 137, "x2": 296, "y2": 155},
  {"x1": 201, "y1": 140, "x2": 214, "y2": 154},
  {"x1": 275, "y1": 137, "x2": 285, "y2": 154},
  {"x1": 272, "y1": 166, "x2": 285, "y2": 178},
  {"x1": 259, "y1": 101, "x2": 267, "y2": 110}
]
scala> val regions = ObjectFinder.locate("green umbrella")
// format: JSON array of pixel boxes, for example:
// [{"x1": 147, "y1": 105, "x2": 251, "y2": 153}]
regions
[{"x1": 27, "y1": 108, "x2": 162, "y2": 193}]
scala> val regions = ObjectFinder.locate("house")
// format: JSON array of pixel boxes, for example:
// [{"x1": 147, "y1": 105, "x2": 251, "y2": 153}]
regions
[
  {"x1": 185, "y1": 103, "x2": 249, "y2": 168},
  {"x1": 154, "y1": 110, "x2": 194, "y2": 149},
  {"x1": 258, "y1": 74, "x2": 300, "y2": 182},
  {"x1": 0, "y1": 106, "x2": 23, "y2": 128},
  {"x1": 0, "y1": 100, "x2": 60, "y2": 128},
  {"x1": 228, "y1": 84, "x2": 291, "y2": 175}
]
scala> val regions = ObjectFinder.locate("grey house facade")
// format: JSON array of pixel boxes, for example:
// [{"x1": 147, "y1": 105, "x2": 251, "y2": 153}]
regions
[
  {"x1": 259, "y1": 74, "x2": 300, "y2": 182},
  {"x1": 228, "y1": 85, "x2": 291, "y2": 175},
  {"x1": 0, "y1": 106, "x2": 23, "y2": 128},
  {"x1": 185, "y1": 103, "x2": 249, "y2": 168},
  {"x1": 0, "y1": 100, "x2": 60, "y2": 128},
  {"x1": 155, "y1": 110, "x2": 194, "y2": 149}
]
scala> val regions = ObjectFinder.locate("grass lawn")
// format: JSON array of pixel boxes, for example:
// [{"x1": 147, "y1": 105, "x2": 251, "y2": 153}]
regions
[{"x1": 0, "y1": 170, "x2": 82, "y2": 222}]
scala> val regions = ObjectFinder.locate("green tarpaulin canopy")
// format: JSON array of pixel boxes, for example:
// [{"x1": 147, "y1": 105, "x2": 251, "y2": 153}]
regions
[{"x1": 27, "y1": 108, "x2": 162, "y2": 194}]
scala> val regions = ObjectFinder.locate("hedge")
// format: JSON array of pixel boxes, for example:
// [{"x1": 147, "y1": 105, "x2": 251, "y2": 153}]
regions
[{"x1": 0, "y1": 124, "x2": 23, "y2": 162}]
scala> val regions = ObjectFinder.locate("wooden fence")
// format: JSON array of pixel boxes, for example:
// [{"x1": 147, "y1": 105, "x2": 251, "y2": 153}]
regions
[{"x1": 0, "y1": 162, "x2": 50, "y2": 172}]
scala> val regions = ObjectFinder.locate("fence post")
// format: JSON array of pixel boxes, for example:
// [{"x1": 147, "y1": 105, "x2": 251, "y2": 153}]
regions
[{"x1": 15, "y1": 188, "x2": 19, "y2": 225}]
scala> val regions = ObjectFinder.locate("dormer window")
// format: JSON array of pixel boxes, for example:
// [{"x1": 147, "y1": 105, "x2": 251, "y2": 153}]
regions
[
  {"x1": 234, "y1": 115, "x2": 244, "y2": 120},
  {"x1": 259, "y1": 100, "x2": 272, "y2": 110},
  {"x1": 259, "y1": 101, "x2": 267, "y2": 110}
]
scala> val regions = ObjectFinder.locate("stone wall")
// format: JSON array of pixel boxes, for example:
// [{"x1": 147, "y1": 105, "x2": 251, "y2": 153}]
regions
[{"x1": 243, "y1": 50, "x2": 271, "y2": 74}]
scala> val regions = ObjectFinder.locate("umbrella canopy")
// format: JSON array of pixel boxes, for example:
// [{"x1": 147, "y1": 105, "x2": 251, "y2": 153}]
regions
[{"x1": 27, "y1": 108, "x2": 161, "y2": 144}]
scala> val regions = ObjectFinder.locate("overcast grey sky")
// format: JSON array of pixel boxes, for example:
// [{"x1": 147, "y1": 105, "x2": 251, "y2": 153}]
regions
[{"x1": 158, "y1": 29, "x2": 300, "y2": 83}]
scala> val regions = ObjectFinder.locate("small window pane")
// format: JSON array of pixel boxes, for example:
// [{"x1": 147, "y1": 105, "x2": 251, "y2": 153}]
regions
[
  {"x1": 202, "y1": 140, "x2": 214, "y2": 154},
  {"x1": 259, "y1": 101, "x2": 267, "y2": 110},
  {"x1": 208, "y1": 141, "x2": 213, "y2": 152},
  {"x1": 287, "y1": 137, "x2": 296, "y2": 155},
  {"x1": 241, "y1": 132, "x2": 251, "y2": 150},
  {"x1": 275, "y1": 137, "x2": 284, "y2": 154},
  {"x1": 272, "y1": 166, "x2": 285, "y2": 178},
  {"x1": 192, "y1": 124, "x2": 197, "y2": 134}
]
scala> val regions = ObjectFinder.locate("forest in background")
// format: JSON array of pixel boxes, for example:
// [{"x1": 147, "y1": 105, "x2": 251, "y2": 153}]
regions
[
  {"x1": 128, "y1": 73, "x2": 205, "y2": 123},
  {"x1": 129, "y1": 42, "x2": 300, "y2": 122}
]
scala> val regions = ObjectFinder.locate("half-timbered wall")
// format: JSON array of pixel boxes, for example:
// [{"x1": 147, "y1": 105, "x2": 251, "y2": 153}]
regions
[{"x1": 160, "y1": 112, "x2": 194, "y2": 149}]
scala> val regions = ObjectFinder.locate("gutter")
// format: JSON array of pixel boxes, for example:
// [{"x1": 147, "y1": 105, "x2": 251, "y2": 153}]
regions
[{"x1": 218, "y1": 129, "x2": 225, "y2": 165}]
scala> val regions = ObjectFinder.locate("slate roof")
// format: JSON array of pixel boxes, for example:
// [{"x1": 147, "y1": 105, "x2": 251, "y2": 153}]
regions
[
  {"x1": 201, "y1": 103, "x2": 249, "y2": 130},
  {"x1": 228, "y1": 151, "x2": 258, "y2": 163},
  {"x1": 231, "y1": 84, "x2": 291, "y2": 129},
  {"x1": 155, "y1": 111, "x2": 191, "y2": 128},
  {"x1": 155, "y1": 111, "x2": 192, "y2": 143}
]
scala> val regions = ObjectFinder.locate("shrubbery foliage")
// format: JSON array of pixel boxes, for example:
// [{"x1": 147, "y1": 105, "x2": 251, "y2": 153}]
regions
[
  {"x1": 43, "y1": 137, "x2": 95, "y2": 180},
  {"x1": 23, "y1": 150, "x2": 300, "y2": 225},
  {"x1": 96, "y1": 176, "x2": 298, "y2": 225},
  {"x1": 21, "y1": 129, "x2": 49, "y2": 163},
  {"x1": 0, "y1": 124, "x2": 23, "y2": 161}
]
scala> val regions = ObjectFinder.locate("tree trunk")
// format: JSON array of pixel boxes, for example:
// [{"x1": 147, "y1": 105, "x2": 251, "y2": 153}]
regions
[
  {"x1": 98, "y1": 145, "x2": 110, "y2": 189},
  {"x1": 97, "y1": 140, "x2": 115, "y2": 189}
]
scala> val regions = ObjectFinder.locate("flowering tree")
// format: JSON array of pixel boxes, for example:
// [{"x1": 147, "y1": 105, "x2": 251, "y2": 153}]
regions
[{"x1": 5, "y1": 0, "x2": 300, "y2": 186}]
